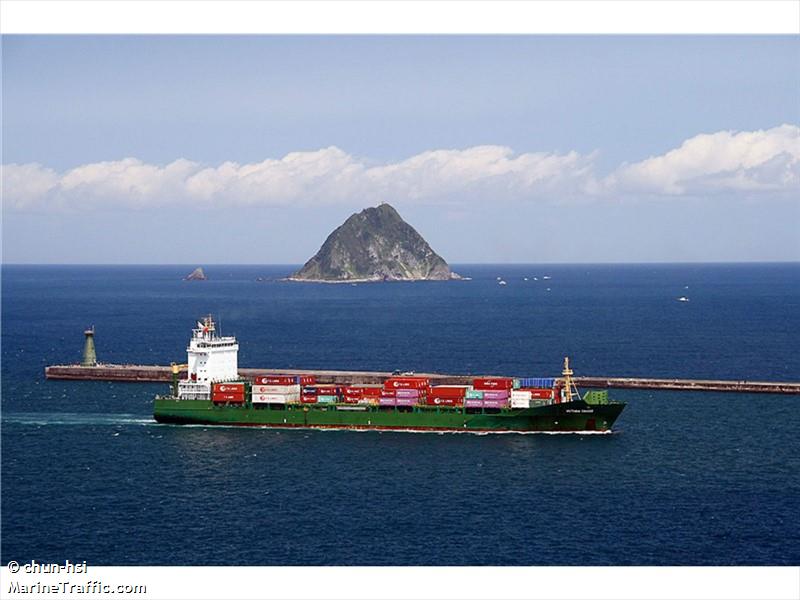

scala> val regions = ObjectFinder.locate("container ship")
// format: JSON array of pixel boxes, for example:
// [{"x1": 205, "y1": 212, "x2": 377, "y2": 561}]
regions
[{"x1": 153, "y1": 316, "x2": 626, "y2": 433}]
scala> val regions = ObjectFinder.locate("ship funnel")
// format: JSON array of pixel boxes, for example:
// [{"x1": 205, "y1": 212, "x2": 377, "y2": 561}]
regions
[{"x1": 81, "y1": 326, "x2": 97, "y2": 367}]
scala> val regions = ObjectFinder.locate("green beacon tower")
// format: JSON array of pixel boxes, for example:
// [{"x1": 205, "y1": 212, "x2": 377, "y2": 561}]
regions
[{"x1": 81, "y1": 326, "x2": 97, "y2": 367}]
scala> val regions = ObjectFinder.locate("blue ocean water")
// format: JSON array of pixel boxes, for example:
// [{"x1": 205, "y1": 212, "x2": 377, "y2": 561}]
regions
[{"x1": 2, "y1": 263, "x2": 799, "y2": 565}]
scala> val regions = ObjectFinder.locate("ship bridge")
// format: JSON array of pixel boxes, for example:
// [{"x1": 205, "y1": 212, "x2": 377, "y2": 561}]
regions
[{"x1": 178, "y1": 316, "x2": 239, "y2": 399}]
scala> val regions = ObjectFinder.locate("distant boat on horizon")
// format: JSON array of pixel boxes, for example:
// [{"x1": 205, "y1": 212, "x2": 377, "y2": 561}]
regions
[{"x1": 677, "y1": 296, "x2": 690, "y2": 302}]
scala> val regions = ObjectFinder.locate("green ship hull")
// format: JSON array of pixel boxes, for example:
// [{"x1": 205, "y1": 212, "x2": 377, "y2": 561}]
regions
[{"x1": 153, "y1": 397, "x2": 626, "y2": 433}]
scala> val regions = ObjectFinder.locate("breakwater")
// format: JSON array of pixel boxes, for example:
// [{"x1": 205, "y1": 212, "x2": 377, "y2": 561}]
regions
[{"x1": 43, "y1": 364, "x2": 800, "y2": 394}]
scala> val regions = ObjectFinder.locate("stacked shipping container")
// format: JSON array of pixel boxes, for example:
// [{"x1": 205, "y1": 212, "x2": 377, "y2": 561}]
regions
[
  {"x1": 469, "y1": 377, "x2": 512, "y2": 408},
  {"x1": 211, "y1": 382, "x2": 245, "y2": 403},
  {"x1": 342, "y1": 386, "x2": 383, "y2": 404},
  {"x1": 382, "y1": 377, "x2": 428, "y2": 407},
  {"x1": 426, "y1": 385, "x2": 469, "y2": 406},
  {"x1": 216, "y1": 373, "x2": 561, "y2": 410},
  {"x1": 252, "y1": 374, "x2": 315, "y2": 404}
]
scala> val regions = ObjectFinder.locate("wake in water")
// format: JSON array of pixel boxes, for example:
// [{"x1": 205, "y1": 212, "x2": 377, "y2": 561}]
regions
[
  {"x1": 153, "y1": 423, "x2": 617, "y2": 436},
  {"x1": 4, "y1": 414, "x2": 618, "y2": 436},
  {"x1": 321, "y1": 427, "x2": 618, "y2": 436},
  {"x1": 2, "y1": 413, "x2": 156, "y2": 427}
]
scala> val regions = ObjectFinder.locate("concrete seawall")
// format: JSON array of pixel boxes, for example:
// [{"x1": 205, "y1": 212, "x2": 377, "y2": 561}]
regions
[{"x1": 44, "y1": 364, "x2": 800, "y2": 394}]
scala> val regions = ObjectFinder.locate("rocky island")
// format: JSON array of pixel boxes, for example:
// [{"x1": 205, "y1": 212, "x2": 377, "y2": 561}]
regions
[
  {"x1": 184, "y1": 267, "x2": 207, "y2": 281},
  {"x1": 289, "y1": 204, "x2": 460, "y2": 283}
]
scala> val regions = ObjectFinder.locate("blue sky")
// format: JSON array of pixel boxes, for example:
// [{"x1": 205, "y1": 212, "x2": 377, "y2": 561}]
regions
[{"x1": 2, "y1": 35, "x2": 799, "y2": 263}]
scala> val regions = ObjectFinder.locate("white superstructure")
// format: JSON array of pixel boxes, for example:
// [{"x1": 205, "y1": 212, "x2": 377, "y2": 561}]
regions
[{"x1": 177, "y1": 315, "x2": 239, "y2": 399}]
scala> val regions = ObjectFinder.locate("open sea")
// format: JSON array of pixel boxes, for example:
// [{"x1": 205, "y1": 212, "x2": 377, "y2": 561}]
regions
[{"x1": 2, "y1": 263, "x2": 799, "y2": 566}]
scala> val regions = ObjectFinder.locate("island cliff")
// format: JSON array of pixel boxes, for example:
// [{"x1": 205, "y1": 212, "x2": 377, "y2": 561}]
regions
[{"x1": 290, "y1": 204, "x2": 459, "y2": 282}]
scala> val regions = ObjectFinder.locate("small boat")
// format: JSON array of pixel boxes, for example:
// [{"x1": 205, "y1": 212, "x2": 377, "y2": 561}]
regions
[
  {"x1": 498, "y1": 280, "x2": 507, "y2": 286},
  {"x1": 677, "y1": 296, "x2": 690, "y2": 302},
  {"x1": 542, "y1": 276, "x2": 551, "y2": 280}
]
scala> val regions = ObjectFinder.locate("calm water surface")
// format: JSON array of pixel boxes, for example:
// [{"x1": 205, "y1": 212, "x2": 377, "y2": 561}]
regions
[{"x1": 2, "y1": 264, "x2": 799, "y2": 565}]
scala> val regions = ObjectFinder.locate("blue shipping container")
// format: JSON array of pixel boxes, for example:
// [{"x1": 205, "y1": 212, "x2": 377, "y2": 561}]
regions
[{"x1": 520, "y1": 377, "x2": 555, "y2": 388}]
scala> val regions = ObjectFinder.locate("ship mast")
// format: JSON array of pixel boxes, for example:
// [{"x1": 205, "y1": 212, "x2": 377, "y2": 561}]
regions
[{"x1": 562, "y1": 356, "x2": 574, "y2": 403}]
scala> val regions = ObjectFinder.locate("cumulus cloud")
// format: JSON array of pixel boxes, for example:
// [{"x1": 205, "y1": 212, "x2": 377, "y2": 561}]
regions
[
  {"x1": 3, "y1": 125, "x2": 798, "y2": 211},
  {"x1": 184, "y1": 147, "x2": 366, "y2": 205},
  {"x1": 2, "y1": 163, "x2": 60, "y2": 209},
  {"x1": 606, "y1": 124, "x2": 800, "y2": 196},
  {"x1": 2, "y1": 146, "x2": 596, "y2": 211}
]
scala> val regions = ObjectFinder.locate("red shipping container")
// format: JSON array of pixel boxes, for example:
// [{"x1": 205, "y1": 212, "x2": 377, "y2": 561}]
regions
[
  {"x1": 343, "y1": 387, "x2": 363, "y2": 397},
  {"x1": 426, "y1": 396, "x2": 461, "y2": 407},
  {"x1": 254, "y1": 375, "x2": 297, "y2": 385},
  {"x1": 213, "y1": 383, "x2": 245, "y2": 393},
  {"x1": 211, "y1": 390, "x2": 244, "y2": 398},
  {"x1": 316, "y1": 384, "x2": 340, "y2": 391},
  {"x1": 384, "y1": 377, "x2": 429, "y2": 390},
  {"x1": 212, "y1": 393, "x2": 245, "y2": 403},
  {"x1": 299, "y1": 375, "x2": 316, "y2": 386},
  {"x1": 380, "y1": 388, "x2": 397, "y2": 398},
  {"x1": 360, "y1": 387, "x2": 383, "y2": 397},
  {"x1": 301, "y1": 395, "x2": 318, "y2": 404},
  {"x1": 429, "y1": 386, "x2": 468, "y2": 398},
  {"x1": 341, "y1": 397, "x2": 360, "y2": 404},
  {"x1": 472, "y1": 377, "x2": 513, "y2": 390}
]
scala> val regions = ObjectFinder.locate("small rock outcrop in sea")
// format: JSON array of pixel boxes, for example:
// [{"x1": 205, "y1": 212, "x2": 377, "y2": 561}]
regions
[
  {"x1": 290, "y1": 203, "x2": 460, "y2": 282},
  {"x1": 185, "y1": 267, "x2": 207, "y2": 281}
]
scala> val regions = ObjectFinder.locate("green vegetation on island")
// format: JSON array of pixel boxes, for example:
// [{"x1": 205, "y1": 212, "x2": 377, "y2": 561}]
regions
[{"x1": 290, "y1": 204, "x2": 459, "y2": 282}]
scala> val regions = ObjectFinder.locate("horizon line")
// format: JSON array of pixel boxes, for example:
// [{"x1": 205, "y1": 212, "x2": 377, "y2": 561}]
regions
[{"x1": 3, "y1": 260, "x2": 799, "y2": 267}]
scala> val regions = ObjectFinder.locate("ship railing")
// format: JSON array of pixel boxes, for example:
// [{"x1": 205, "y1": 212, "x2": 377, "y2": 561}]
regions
[{"x1": 163, "y1": 393, "x2": 210, "y2": 400}]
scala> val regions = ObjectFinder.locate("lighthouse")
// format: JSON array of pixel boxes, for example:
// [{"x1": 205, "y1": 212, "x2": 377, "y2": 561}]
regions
[{"x1": 81, "y1": 326, "x2": 97, "y2": 367}]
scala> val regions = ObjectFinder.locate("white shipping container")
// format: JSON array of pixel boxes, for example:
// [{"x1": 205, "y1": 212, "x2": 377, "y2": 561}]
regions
[
  {"x1": 252, "y1": 393, "x2": 300, "y2": 403},
  {"x1": 252, "y1": 384, "x2": 301, "y2": 394},
  {"x1": 511, "y1": 390, "x2": 533, "y2": 400},
  {"x1": 510, "y1": 398, "x2": 531, "y2": 408},
  {"x1": 430, "y1": 385, "x2": 472, "y2": 390},
  {"x1": 252, "y1": 394, "x2": 285, "y2": 403}
]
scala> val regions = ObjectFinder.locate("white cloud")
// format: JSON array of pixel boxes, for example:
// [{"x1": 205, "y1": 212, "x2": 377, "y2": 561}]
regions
[
  {"x1": 58, "y1": 158, "x2": 201, "y2": 208},
  {"x1": 3, "y1": 125, "x2": 798, "y2": 211},
  {"x1": 185, "y1": 147, "x2": 365, "y2": 206},
  {"x1": 1, "y1": 163, "x2": 59, "y2": 209},
  {"x1": 606, "y1": 124, "x2": 800, "y2": 196},
  {"x1": 364, "y1": 146, "x2": 596, "y2": 201}
]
